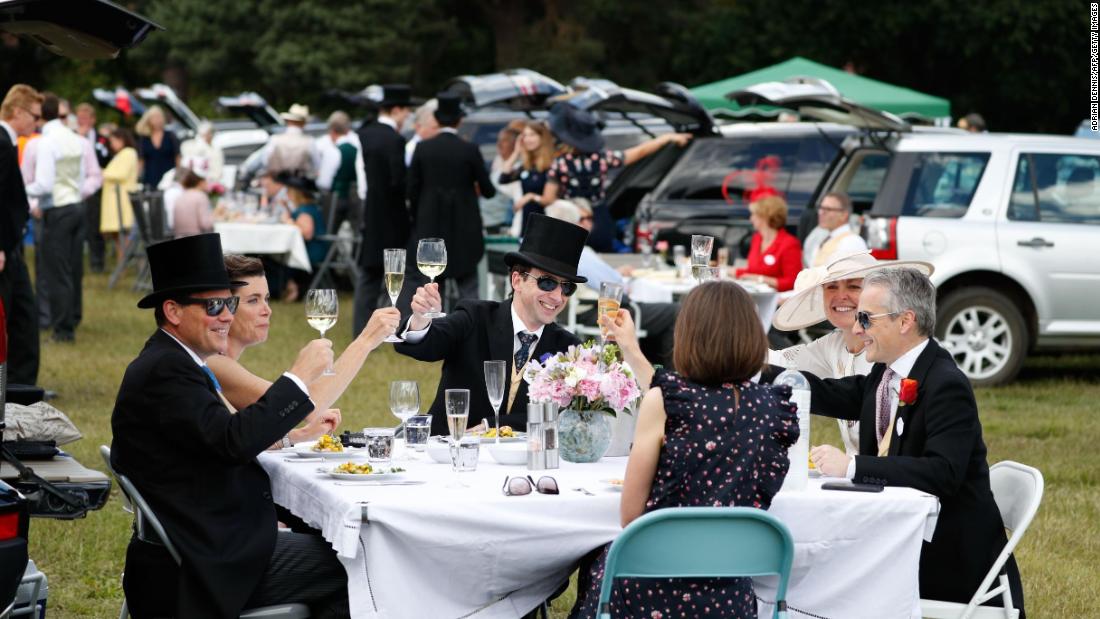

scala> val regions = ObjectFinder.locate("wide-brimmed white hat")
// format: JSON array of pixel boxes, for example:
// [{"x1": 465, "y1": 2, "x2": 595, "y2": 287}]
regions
[
  {"x1": 280, "y1": 103, "x2": 310, "y2": 123},
  {"x1": 772, "y1": 251, "x2": 934, "y2": 331}
]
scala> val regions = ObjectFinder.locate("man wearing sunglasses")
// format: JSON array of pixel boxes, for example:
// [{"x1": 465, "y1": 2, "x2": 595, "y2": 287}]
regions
[
  {"x1": 397, "y1": 214, "x2": 585, "y2": 437},
  {"x1": 802, "y1": 268, "x2": 1024, "y2": 616},
  {"x1": 110, "y1": 233, "x2": 350, "y2": 618}
]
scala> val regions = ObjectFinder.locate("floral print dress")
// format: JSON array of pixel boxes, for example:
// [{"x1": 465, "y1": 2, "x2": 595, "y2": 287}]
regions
[
  {"x1": 547, "y1": 150, "x2": 625, "y2": 251},
  {"x1": 570, "y1": 369, "x2": 798, "y2": 619}
]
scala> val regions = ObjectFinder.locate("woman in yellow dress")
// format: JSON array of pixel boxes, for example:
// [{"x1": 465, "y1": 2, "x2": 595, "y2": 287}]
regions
[{"x1": 100, "y1": 127, "x2": 139, "y2": 264}]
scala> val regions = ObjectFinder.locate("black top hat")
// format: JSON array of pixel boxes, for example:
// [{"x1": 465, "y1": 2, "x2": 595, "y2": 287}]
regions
[
  {"x1": 504, "y1": 214, "x2": 588, "y2": 283},
  {"x1": 137, "y1": 234, "x2": 243, "y2": 308},
  {"x1": 380, "y1": 84, "x2": 413, "y2": 108},
  {"x1": 433, "y1": 92, "x2": 466, "y2": 126},
  {"x1": 274, "y1": 170, "x2": 319, "y2": 195},
  {"x1": 548, "y1": 101, "x2": 604, "y2": 153}
]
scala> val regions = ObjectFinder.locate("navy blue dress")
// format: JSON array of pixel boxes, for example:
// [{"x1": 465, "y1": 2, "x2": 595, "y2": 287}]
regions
[
  {"x1": 570, "y1": 369, "x2": 798, "y2": 619},
  {"x1": 138, "y1": 132, "x2": 179, "y2": 188},
  {"x1": 500, "y1": 165, "x2": 549, "y2": 232}
]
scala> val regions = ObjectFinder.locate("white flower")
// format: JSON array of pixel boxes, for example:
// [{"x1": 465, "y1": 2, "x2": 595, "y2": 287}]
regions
[{"x1": 564, "y1": 366, "x2": 587, "y2": 387}]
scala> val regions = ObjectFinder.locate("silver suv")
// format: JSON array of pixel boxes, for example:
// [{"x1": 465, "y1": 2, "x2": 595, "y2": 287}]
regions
[{"x1": 735, "y1": 78, "x2": 1100, "y2": 386}]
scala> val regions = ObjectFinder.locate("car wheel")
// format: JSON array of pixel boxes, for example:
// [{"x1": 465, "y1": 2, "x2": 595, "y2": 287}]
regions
[{"x1": 936, "y1": 287, "x2": 1027, "y2": 387}]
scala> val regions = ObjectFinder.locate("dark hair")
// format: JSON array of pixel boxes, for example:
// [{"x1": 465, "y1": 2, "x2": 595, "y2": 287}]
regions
[
  {"x1": 110, "y1": 127, "x2": 136, "y2": 151},
  {"x1": 673, "y1": 281, "x2": 767, "y2": 385},
  {"x1": 181, "y1": 169, "x2": 205, "y2": 189},
  {"x1": 40, "y1": 92, "x2": 60, "y2": 121},
  {"x1": 224, "y1": 254, "x2": 265, "y2": 282},
  {"x1": 964, "y1": 112, "x2": 986, "y2": 132}
]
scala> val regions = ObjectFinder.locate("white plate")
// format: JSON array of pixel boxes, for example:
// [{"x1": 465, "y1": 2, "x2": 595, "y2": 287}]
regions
[
  {"x1": 425, "y1": 439, "x2": 453, "y2": 464},
  {"x1": 477, "y1": 434, "x2": 526, "y2": 444},
  {"x1": 487, "y1": 442, "x2": 527, "y2": 465},
  {"x1": 293, "y1": 442, "x2": 368, "y2": 460},
  {"x1": 325, "y1": 468, "x2": 407, "y2": 481},
  {"x1": 600, "y1": 478, "x2": 624, "y2": 491}
]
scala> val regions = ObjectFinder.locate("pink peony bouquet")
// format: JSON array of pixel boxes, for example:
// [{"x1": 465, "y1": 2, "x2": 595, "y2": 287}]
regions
[{"x1": 522, "y1": 342, "x2": 640, "y2": 416}]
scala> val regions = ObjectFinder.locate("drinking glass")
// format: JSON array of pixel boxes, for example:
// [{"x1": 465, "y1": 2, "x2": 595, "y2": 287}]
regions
[
  {"x1": 417, "y1": 238, "x2": 447, "y2": 318},
  {"x1": 305, "y1": 288, "x2": 338, "y2": 376},
  {"x1": 383, "y1": 248, "x2": 406, "y2": 343},
  {"x1": 484, "y1": 361, "x2": 506, "y2": 443},
  {"x1": 598, "y1": 282, "x2": 625, "y2": 346},
  {"x1": 445, "y1": 389, "x2": 471, "y2": 481},
  {"x1": 696, "y1": 266, "x2": 722, "y2": 283},
  {"x1": 690, "y1": 235, "x2": 715, "y2": 283},
  {"x1": 404, "y1": 415, "x2": 433, "y2": 452},
  {"x1": 389, "y1": 380, "x2": 420, "y2": 458},
  {"x1": 364, "y1": 428, "x2": 395, "y2": 464}
]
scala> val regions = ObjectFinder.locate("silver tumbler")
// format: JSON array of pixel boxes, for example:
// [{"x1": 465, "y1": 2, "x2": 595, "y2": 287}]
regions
[
  {"x1": 527, "y1": 402, "x2": 546, "y2": 470},
  {"x1": 542, "y1": 402, "x2": 559, "y2": 470}
]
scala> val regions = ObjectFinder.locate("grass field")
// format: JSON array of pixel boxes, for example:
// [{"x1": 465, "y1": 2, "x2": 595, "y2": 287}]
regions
[{"x1": 21, "y1": 266, "x2": 1100, "y2": 618}]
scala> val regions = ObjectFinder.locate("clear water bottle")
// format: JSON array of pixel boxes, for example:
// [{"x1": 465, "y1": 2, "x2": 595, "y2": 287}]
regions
[{"x1": 775, "y1": 369, "x2": 811, "y2": 491}]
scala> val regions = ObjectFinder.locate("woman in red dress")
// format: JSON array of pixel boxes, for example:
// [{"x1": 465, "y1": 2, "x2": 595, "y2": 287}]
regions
[{"x1": 732, "y1": 195, "x2": 802, "y2": 291}]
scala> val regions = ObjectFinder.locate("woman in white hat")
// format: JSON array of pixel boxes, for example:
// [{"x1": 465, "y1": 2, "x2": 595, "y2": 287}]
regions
[{"x1": 769, "y1": 251, "x2": 933, "y2": 455}]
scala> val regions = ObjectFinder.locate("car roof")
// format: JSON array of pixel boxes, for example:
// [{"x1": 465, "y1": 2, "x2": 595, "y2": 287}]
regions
[
  {"x1": 715, "y1": 121, "x2": 858, "y2": 138},
  {"x1": 891, "y1": 132, "x2": 1100, "y2": 152}
]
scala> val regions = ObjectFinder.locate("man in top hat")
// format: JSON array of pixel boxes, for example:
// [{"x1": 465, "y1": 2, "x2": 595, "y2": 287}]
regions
[
  {"x1": 110, "y1": 233, "x2": 349, "y2": 618},
  {"x1": 407, "y1": 91, "x2": 496, "y2": 302},
  {"x1": 395, "y1": 214, "x2": 585, "y2": 436},
  {"x1": 354, "y1": 84, "x2": 414, "y2": 336},
  {"x1": 254, "y1": 103, "x2": 320, "y2": 179}
]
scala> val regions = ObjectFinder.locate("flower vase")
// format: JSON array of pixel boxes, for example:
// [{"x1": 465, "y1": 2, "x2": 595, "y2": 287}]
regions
[{"x1": 558, "y1": 409, "x2": 612, "y2": 463}]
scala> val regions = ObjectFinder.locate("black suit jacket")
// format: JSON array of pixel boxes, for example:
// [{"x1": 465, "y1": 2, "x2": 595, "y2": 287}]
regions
[
  {"x1": 408, "y1": 132, "x2": 495, "y2": 279},
  {"x1": 805, "y1": 338, "x2": 1023, "y2": 609},
  {"x1": 394, "y1": 299, "x2": 579, "y2": 435},
  {"x1": 0, "y1": 127, "x2": 29, "y2": 254},
  {"x1": 110, "y1": 330, "x2": 315, "y2": 619},
  {"x1": 357, "y1": 120, "x2": 409, "y2": 268}
]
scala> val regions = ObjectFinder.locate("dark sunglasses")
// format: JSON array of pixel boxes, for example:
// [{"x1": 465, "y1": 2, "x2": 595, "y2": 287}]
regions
[
  {"x1": 502, "y1": 475, "x2": 559, "y2": 496},
  {"x1": 856, "y1": 310, "x2": 899, "y2": 330},
  {"x1": 20, "y1": 106, "x2": 41, "y2": 122},
  {"x1": 520, "y1": 272, "x2": 577, "y2": 297},
  {"x1": 176, "y1": 296, "x2": 240, "y2": 316}
]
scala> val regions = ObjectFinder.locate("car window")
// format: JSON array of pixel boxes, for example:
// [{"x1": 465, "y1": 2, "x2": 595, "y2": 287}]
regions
[
  {"x1": 901, "y1": 152, "x2": 990, "y2": 218},
  {"x1": 844, "y1": 152, "x2": 891, "y2": 211},
  {"x1": 1009, "y1": 153, "x2": 1100, "y2": 225},
  {"x1": 656, "y1": 137, "x2": 834, "y2": 205}
]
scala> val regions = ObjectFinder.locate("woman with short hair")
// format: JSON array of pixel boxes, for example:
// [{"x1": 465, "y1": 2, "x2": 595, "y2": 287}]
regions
[{"x1": 732, "y1": 195, "x2": 802, "y2": 291}]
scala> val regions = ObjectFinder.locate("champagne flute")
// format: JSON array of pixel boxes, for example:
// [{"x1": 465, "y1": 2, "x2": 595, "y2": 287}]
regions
[
  {"x1": 598, "y1": 282, "x2": 624, "y2": 347},
  {"x1": 417, "y1": 238, "x2": 447, "y2": 318},
  {"x1": 484, "y1": 361, "x2": 506, "y2": 444},
  {"x1": 389, "y1": 380, "x2": 420, "y2": 459},
  {"x1": 383, "y1": 248, "x2": 406, "y2": 343},
  {"x1": 305, "y1": 288, "x2": 338, "y2": 376},
  {"x1": 445, "y1": 389, "x2": 470, "y2": 483}
]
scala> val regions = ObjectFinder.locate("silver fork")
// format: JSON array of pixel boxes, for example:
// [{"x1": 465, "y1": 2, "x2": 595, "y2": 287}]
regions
[{"x1": 573, "y1": 487, "x2": 594, "y2": 496}]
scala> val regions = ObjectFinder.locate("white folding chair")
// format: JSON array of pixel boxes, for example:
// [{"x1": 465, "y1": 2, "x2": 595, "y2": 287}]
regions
[
  {"x1": 99, "y1": 446, "x2": 310, "y2": 619},
  {"x1": 920, "y1": 460, "x2": 1043, "y2": 619}
]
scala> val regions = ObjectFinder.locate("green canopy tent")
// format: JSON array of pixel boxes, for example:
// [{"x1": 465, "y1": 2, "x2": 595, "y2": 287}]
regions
[{"x1": 691, "y1": 56, "x2": 951, "y2": 124}]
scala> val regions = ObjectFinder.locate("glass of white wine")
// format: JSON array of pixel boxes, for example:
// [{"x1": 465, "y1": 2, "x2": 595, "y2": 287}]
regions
[
  {"x1": 305, "y1": 288, "x2": 338, "y2": 376},
  {"x1": 417, "y1": 238, "x2": 447, "y2": 319},
  {"x1": 383, "y1": 248, "x2": 405, "y2": 343}
]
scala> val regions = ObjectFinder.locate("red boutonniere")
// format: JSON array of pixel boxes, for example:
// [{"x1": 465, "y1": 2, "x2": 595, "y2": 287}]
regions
[{"x1": 898, "y1": 378, "x2": 919, "y2": 407}]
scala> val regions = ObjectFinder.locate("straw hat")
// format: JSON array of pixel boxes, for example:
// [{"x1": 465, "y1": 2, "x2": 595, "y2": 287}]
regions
[
  {"x1": 771, "y1": 251, "x2": 934, "y2": 331},
  {"x1": 280, "y1": 103, "x2": 310, "y2": 123}
]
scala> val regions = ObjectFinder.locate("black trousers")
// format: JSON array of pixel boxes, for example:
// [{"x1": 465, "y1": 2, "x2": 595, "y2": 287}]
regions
[
  {"x1": 41, "y1": 203, "x2": 85, "y2": 338},
  {"x1": 0, "y1": 246, "x2": 39, "y2": 384},
  {"x1": 85, "y1": 191, "x2": 105, "y2": 271}
]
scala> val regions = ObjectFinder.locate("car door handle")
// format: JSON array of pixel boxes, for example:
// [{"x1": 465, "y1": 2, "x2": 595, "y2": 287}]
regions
[{"x1": 1017, "y1": 237, "x2": 1054, "y2": 248}]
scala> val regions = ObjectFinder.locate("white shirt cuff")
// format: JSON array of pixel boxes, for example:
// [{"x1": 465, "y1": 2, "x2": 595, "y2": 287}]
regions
[
  {"x1": 282, "y1": 372, "x2": 310, "y2": 398},
  {"x1": 845, "y1": 456, "x2": 856, "y2": 480},
  {"x1": 401, "y1": 321, "x2": 431, "y2": 343}
]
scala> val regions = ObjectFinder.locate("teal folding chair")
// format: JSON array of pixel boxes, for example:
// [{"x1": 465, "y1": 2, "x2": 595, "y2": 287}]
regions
[
  {"x1": 598, "y1": 507, "x2": 794, "y2": 619},
  {"x1": 100, "y1": 446, "x2": 310, "y2": 619}
]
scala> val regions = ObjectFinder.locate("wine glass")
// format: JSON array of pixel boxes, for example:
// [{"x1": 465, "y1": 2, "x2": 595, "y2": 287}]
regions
[
  {"x1": 389, "y1": 380, "x2": 420, "y2": 459},
  {"x1": 445, "y1": 389, "x2": 471, "y2": 482},
  {"x1": 305, "y1": 288, "x2": 338, "y2": 376},
  {"x1": 383, "y1": 248, "x2": 406, "y2": 343},
  {"x1": 484, "y1": 361, "x2": 506, "y2": 444},
  {"x1": 417, "y1": 238, "x2": 447, "y2": 318}
]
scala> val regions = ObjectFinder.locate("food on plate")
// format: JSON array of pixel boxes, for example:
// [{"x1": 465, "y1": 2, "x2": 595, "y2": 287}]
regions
[
  {"x1": 808, "y1": 457, "x2": 816, "y2": 469},
  {"x1": 334, "y1": 462, "x2": 373, "y2": 475},
  {"x1": 312, "y1": 434, "x2": 344, "y2": 453},
  {"x1": 605, "y1": 478, "x2": 624, "y2": 486},
  {"x1": 482, "y1": 425, "x2": 515, "y2": 438}
]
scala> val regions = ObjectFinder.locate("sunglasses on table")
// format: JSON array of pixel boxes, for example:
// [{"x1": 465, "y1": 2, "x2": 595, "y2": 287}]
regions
[
  {"x1": 856, "y1": 310, "x2": 900, "y2": 330},
  {"x1": 502, "y1": 475, "x2": 560, "y2": 496},
  {"x1": 519, "y1": 272, "x2": 577, "y2": 297},
  {"x1": 176, "y1": 296, "x2": 240, "y2": 316}
]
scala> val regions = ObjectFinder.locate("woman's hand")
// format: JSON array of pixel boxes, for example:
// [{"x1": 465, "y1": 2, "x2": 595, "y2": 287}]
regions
[
  {"x1": 600, "y1": 309, "x2": 641, "y2": 357},
  {"x1": 361, "y1": 307, "x2": 402, "y2": 349},
  {"x1": 665, "y1": 132, "x2": 693, "y2": 147}
]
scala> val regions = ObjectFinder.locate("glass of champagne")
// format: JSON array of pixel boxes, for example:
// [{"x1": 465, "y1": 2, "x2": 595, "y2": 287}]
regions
[
  {"x1": 383, "y1": 248, "x2": 406, "y2": 343},
  {"x1": 598, "y1": 281, "x2": 625, "y2": 346},
  {"x1": 445, "y1": 389, "x2": 471, "y2": 481},
  {"x1": 484, "y1": 361, "x2": 506, "y2": 444},
  {"x1": 417, "y1": 238, "x2": 447, "y2": 318},
  {"x1": 690, "y1": 234, "x2": 715, "y2": 283},
  {"x1": 389, "y1": 380, "x2": 420, "y2": 459},
  {"x1": 305, "y1": 288, "x2": 338, "y2": 376}
]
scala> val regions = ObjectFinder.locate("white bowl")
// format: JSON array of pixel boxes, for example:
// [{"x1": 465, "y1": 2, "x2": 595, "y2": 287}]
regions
[
  {"x1": 425, "y1": 438, "x2": 452, "y2": 464},
  {"x1": 487, "y1": 442, "x2": 527, "y2": 465}
]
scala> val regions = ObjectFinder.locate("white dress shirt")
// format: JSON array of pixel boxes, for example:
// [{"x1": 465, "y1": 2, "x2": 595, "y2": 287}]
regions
[
  {"x1": 847, "y1": 338, "x2": 930, "y2": 478},
  {"x1": 805, "y1": 224, "x2": 867, "y2": 268},
  {"x1": 25, "y1": 119, "x2": 101, "y2": 207},
  {"x1": 316, "y1": 132, "x2": 367, "y2": 201}
]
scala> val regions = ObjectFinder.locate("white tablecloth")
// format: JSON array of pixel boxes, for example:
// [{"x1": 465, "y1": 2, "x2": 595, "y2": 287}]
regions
[
  {"x1": 215, "y1": 222, "x2": 312, "y2": 272},
  {"x1": 259, "y1": 448, "x2": 938, "y2": 619},
  {"x1": 628, "y1": 275, "x2": 779, "y2": 332}
]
